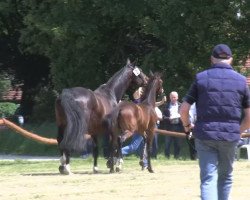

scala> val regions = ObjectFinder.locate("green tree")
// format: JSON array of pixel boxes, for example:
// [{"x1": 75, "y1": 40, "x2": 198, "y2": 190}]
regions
[
  {"x1": 0, "y1": 1, "x2": 51, "y2": 117},
  {"x1": 0, "y1": 73, "x2": 11, "y2": 97},
  {"x1": 1, "y1": 0, "x2": 249, "y2": 120},
  {"x1": 20, "y1": 1, "x2": 250, "y2": 94}
]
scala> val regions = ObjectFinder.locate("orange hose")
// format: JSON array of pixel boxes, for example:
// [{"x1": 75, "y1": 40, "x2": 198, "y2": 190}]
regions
[
  {"x1": 154, "y1": 128, "x2": 187, "y2": 138},
  {"x1": 155, "y1": 128, "x2": 250, "y2": 139},
  {"x1": 0, "y1": 118, "x2": 58, "y2": 145}
]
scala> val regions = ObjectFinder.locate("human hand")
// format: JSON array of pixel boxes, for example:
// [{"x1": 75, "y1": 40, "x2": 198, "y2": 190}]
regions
[
  {"x1": 183, "y1": 124, "x2": 192, "y2": 133},
  {"x1": 190, "y1": 123, "x2": 195, "y2": 129},
  {"x1": 162, "y1": 96, "x2": 167, "y2": 102}
]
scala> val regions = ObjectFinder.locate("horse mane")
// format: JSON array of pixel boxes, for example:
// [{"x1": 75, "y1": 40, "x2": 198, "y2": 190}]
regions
[
  {"x1": 96, "y1": 63, "x2": 134, "y2": 90},
  {"x1": 94, "y1": 63, "x2": 135, "y2": 101}
]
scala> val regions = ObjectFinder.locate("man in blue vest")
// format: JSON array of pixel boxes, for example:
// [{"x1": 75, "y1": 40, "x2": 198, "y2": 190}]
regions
[{"x1": 180, "y1": 44, "x2": 250, "y2": 200}]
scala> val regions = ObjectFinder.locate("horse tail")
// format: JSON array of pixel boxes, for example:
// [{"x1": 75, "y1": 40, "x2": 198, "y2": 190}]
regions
[{"x1": 58, "y1": 89, "x2": 89, "y2": 153}]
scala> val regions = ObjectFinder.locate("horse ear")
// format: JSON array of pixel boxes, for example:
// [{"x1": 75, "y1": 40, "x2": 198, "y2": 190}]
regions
[
  {"x1": 127, "y1": 57, "x2": 137, "y2": 67},
  {"x1": 126, "y1": 58, "x2": 131, "y2": 65},
  {"x1": 149, "y1": 70, "x2": 154, "y2": 76}
]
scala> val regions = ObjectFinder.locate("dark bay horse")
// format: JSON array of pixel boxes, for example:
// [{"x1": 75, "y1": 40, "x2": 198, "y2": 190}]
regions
[
  {"x1": 104, "y1": 72, "x2": 163, "y2": 173},
  {"x1": 55, "y1": 60, "x2": 148, "y2": 174}
]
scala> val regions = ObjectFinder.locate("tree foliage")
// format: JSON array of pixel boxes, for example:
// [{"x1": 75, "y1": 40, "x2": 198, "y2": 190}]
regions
[{"x1": 0, "y1": 0, "x2": 250, "y2": 120}]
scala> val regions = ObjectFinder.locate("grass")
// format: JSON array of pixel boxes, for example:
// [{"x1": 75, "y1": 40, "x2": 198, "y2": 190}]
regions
[
  {"x1": 0, "y1": 155, "x2": 195, "y2": 175},
  {"x1": 0, "y1": 155, "x2": 196, "y2": 175},
  {"x1": 0, "y1": 122, "x2": 58, "y2": 156}
]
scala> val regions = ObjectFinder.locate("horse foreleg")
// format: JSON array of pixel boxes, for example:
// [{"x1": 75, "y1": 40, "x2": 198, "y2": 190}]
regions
[
  {"x1": 59, "y1": 150, "x2": 73, "y2": 175},
  {"x1": 92, "y1": 136, "x2": 99, "y2": 173},
  {"x1": 108, "y1": 133, "x2": 120, "y2": 173},
  {"x1": 115, "y1": 136, "x2": 123, "y2": 172},
  {"x1": 139, "y1": 136, "x2": 148, "y2": 171}
]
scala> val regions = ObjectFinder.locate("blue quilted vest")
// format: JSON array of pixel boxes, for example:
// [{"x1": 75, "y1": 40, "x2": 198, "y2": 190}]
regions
[{"x1": 194, "y1": 63, "x2": 247, "y2": 141}]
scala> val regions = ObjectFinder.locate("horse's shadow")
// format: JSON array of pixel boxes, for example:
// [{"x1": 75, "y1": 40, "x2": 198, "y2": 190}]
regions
[{"x1": 21, "y1": 170, "x2": 111, "y2": 176}]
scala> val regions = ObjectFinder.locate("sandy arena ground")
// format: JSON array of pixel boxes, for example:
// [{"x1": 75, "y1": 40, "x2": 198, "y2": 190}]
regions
[{"x1": 0, "y1": 159, "x2": 249, "y2": 200}]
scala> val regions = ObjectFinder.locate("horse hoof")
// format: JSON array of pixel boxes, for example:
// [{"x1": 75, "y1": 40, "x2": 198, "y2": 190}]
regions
[
  {"x1": 93, "y1": 166, "x2": 99, "y2": 174},
  {"x1": 59, "y1": 165, "x2": 65, "y2": 174},
  {"x1": 59, "y1": 165, "x2": 72, "y2": 175},
  {"x1": 148, "y1": 168, "x2": 154, "y2": 173},
  {"x1": 141, "y1": 166, "x2": 147, "y2": 171},
  {"x1": 106, "y1": 159, "x2": 112, "y2": 169},
  {"x1": 139, "y1": 161, "x2": 144, "y2": 167},
  {"x1": 115, "y1": 167, "x2": 120, "y2": 172}
]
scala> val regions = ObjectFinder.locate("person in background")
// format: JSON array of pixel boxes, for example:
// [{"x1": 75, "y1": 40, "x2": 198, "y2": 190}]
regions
[
  {"x1": 17, "y1": 115, "x2": 24, "y2": 126},
  {"x1": 162, "y1": 91, "x2": 183, "y2": 159},
  {"x1": 150, "y1": 88, "x2": 166, "y2": 158},
  {"x1": 180, "y1": 44, "x2": 250, "y2": 200}
]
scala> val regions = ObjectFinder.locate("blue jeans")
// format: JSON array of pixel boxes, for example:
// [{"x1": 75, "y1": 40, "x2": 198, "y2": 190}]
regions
[
  {"x1": 122, "y1": 134, "x2": 143, "y2": 156},
  {"x1": 122, "y1": 134, "x2": 147, "y2": 167},
  {"x1": 195, "y1": 139, "x2": 238, "y2": 200}
]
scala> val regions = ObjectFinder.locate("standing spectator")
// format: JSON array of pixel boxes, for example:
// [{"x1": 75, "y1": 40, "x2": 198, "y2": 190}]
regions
[
  {"x1": 162, "y1": 91, "x2": 183, "y2": 159},
  {"x1": 151, "y1": 88, "x2": 166, "y2": 158},
  {"x1": 17, "y1": 115, "x2": 24, "y2": 126},
  {"x1": 180, "y1": 44, "x2": 250, "y2": 200}
]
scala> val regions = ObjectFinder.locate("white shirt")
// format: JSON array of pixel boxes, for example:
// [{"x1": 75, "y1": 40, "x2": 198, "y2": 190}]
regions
[
  {"x1": 169, "y1": 103, "x2": 180, "y2": 119},
  {"x1": 155, "y1": 107, "x2": 162, "y2": 124}
]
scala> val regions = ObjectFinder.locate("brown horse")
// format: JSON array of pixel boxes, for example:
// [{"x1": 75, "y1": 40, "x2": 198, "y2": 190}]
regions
[
  {"x1": 103, "y1": 72, "x2": 163, "y2": 173},
  {"x1": 55, "y1": 60, "x2": 148, "y2": 174}
]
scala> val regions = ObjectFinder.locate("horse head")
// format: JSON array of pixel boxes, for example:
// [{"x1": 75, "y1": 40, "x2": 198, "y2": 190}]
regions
[
  {"x1": 141, "y1": 71, "x2": 163, "y2": 103},
  {"x1": 154, "y1": 72, "x2": 164, "y2": 96},
  {"x1": 126, "y1": 58, "x2": 148, "y2": 90}
]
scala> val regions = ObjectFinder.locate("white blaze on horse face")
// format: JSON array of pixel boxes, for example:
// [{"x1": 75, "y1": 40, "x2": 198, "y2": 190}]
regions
[{"x1": 133, "y1": 67, "x2": 141, "y2": 76}]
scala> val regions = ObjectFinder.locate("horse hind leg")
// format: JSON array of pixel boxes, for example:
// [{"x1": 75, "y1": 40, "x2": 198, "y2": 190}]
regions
[
  {"x1": 56, "y1": 99, "x2": 72, "y2": 175},
  {"x1": 139, "y1": 137, "x2": 148, "y2": 171},
  {"x1": 146, "y1": 135, "x2": 154, "y2": 173},
  {"x1": 115, "y1": 136, "x2": 123, "y2": 172},
  {"x1": 139, "y1": 135, "x2": 152, "y2": 173},
  {"x1": 92, "y1": 136, "x2": 99, "y2": 173},
  {"x1": 59, "y1": 150, "x2": 73, "y2": 175}
]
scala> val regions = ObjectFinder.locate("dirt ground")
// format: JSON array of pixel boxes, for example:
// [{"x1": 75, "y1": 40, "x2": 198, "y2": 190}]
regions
[{"x1": 0, "y1": 161, "x2": 250, "y2": 200}]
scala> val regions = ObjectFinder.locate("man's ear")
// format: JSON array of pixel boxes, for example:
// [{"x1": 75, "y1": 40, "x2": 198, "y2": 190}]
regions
[{"x1": 229, "y1": 57, "x2": 233, "y2": 65}]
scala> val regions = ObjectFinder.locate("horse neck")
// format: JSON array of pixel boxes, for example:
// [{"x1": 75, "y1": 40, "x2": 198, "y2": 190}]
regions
[
  {"x1": 98, "y1": 67, "x2": 132, "y2": 102},
  {"x1": 141, "y1": 80, "x2": 157, "y2": 107}
]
